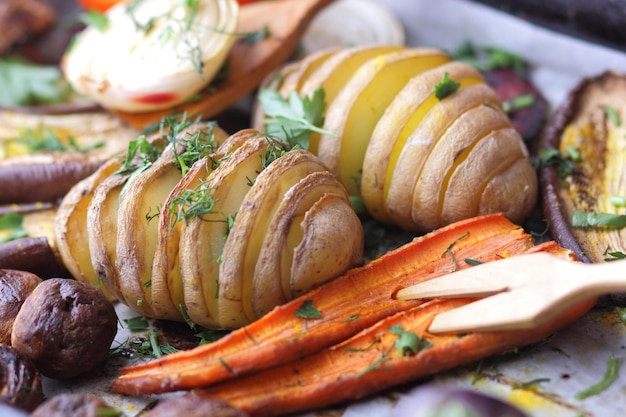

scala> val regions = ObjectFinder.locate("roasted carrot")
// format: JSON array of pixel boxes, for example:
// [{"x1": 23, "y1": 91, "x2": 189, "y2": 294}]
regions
[
  {"x1": 195, "y1": 242, "x2": 592, "y2": 416},
  {"x1": 113, "y1": 213, "x2": 536, "y2": 395}
]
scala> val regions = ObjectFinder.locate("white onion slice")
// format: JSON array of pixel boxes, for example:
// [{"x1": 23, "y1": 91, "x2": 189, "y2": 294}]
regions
[{"x1": 62, "y1": 0, "x2": 239, "y2": 112}]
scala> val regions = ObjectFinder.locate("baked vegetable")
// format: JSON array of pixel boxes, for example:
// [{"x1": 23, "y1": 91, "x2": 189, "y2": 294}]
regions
[
  {"x1": 255, "y1": 46, "x2": 538, "y2": 233},
  {"x1": 56, "y1": 122, "x2": 363, "y2": 328},
  {"x1": 112, "y1": 213, "x2": 594, "y2": 409},
  {"x1": 63, "y1": 0, "x2": 239, "y2": 112},
  {"x1": 541, "y1": 71, "x2": 626, "y2": 264}
]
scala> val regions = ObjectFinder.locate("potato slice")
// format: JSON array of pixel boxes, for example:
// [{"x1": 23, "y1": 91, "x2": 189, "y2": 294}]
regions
[
  {"x1": 115, "y1": 145, "x2": 183, "y2": 316},
  {"x1": 300, "y1": 45, "x2": 407, "y2": 155},
  {"x1": 318, "y1": 48, "x2": 450, "y2": 195},
  {"x1": 278, "y1": 48, "x2": 337, "y2": 95},
  {"x1": 386, "y1": 83, "x2": 501, "y2": 229},
  {"x1": 251, "y1": 170, "x2": 361, "y2": 317},
  {"x1": 441, "y1": 127, "x2": 533, "y2": 224},
  {"x1": 410, "y1": 104, "x2": 513, "y2": 231},
  {"x1": 87, "y1": 171, "x2": 130, "y2": 301},
  {"x1": 179, "y1": 133, "x2": 272, "y2": 328},
  {"x1": 289, "y1": 191, "x2": 363, "y2": 297},
  {"x1": 362, "y1": 61, "x2": 484, "y2": 224},
  {"x1": 219, "y1": 150, "x2": 329, "y2": 326},
  {"x1": 54, "y1": 157, "x2": 122, "y2": 299},
  {"x1": 152, "y1": 129, "x2": 253, "y2": 322}
]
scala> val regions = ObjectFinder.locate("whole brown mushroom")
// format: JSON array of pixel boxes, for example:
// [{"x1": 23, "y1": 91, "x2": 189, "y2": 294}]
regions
[
  {"x1": 0, "y1": 269, "x2": 42, "y2": 345},
  {"x1": 11, "y1": 278, "x2": 118, "y2": 379},
  {"x1": 0, "y1": 344, "x2": 44, "y2": 412}
]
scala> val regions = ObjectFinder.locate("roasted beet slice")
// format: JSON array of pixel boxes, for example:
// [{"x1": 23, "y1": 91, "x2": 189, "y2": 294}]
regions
[{"x1": 482, "y1": 68, "x2": 548, "y2": 145}]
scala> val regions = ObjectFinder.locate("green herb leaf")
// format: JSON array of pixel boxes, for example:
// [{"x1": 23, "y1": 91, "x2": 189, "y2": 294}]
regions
[
  {"x1": 576, "y1": 355, "x2": 619, "y2": 399},
  {"x1": 388, "y1": 325, "x2": 432, "y2": 357},
  {"x1": 0, "y1": 56, "x2": 70, "y2": 106},
  {"x1": 435, "y1": 72, "x2": 460, "y2": 100},
  {"x1": 124, "y1": 316, "x2": 149, "y2": 331},
  {"x1": 295, "y1": 300, "x2": 322, "y2": 319},
  {"x1": 179, "y1": 304, "x2": 196, "y2": 330},
  {"x1": 502, "y1": 93, "x2": 535, "y2": 114},
  {"x1": 452, "y1": 42, "x2": 526, "y2": 73},
  {"x1": 571, "y1": 210, "x2": 626, "y2": 229},
  {"x1": 536, "y1": 147, "x2": 575, "y2": 178},
  {"x1": 239, "y1": 25, "x2": 270, "y2": 45},
  {"x1": 260, "y1": 88, "x2": 335, "y2": 149},
  {"x1": 79, "y1": 10, "x2": 110, "y2": 31},
  {"x1": 0, "y1": 213, "x2": 27, "y2": 244},
  {"x1": 605, "y1": 106, "x2": 621, "y2": 127}
]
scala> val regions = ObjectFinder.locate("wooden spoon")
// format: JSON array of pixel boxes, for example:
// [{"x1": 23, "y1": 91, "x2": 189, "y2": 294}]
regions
[{"x1": 112, "y1": 0, "x2": 337, "y2": 130}]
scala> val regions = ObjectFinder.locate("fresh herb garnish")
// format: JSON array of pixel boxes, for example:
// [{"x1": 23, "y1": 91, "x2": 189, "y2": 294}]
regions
[
  {"x1": 571, "y1": 210, "x2": 626, "y2": 229},
  {"x1": 239, "y1": 25, "x2": 270, "y2": 45},
  {"x1": 124, "y1": 316, "x2": 149, "y2": 331},
  {"x1": 168, "y1": 179, "x2": 218, "y2": 225},
  {"x1": 513, "y1": 377, "x2": 551, "y2": 389},
  {"x1": 196, "y1": 329, "x2": 230, "y2": 345},
  {"x1": 502, "y1": 93, "x2": 535, "y2": 114},
  {"x1": 576, "y1": 355, "x2": 619, "y2": 399},
  {"x1": 79, "y1": 10, "x2": 110, "y2": 31},
  {"x1": 179, "y1": 304, "x2": 196, "y2": 330},
  {"x1": 441, "y1": 232, "x2": 469, "y2": 270},
  {"x1": 536, "y1": 147, "x2": 576, "y2": 178},
  {"x1": 605, "y1": 106, "x2": 621, "y2": 127},
  {"x1": 295, "y1": 300, "x2": 322, "y2": 319},
  {"x1": 610, "y1": 195, "x2": 626, "y2": 207},
  {"x1": 604, "y1": 249, "x2": 626, "y2": 261},
  {"x1": 259, "y1": 88, "x2": 335, "y2": 149},
  {"x1": 0, "y1": 213, "x2": 27, "y2": 244},
  {"x1": 0, "y1": 55, "x2": 72, "y2": 106},
  {"x1": 388, "y1": 325, "x2": 431, "y2": 357},
  {"x1": 435, "y1": 72, "x2": 461, "y2": 100},
  {"x1": 452, "y1": 42, "x2": 526, "y2": 74}
]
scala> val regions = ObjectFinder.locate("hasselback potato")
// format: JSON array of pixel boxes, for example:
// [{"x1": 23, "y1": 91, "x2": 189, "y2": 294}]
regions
[
  {"x1": 254, "y1": 46, "x2": 538, "y2": 232},
  {"x1": 55, "y1": 120, "x2": 363, "y2": 328}
]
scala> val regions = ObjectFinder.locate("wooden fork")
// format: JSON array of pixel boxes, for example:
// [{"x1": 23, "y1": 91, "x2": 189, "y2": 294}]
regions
[{"x1": 395, "y1": 252, "x2": 626, "y2": 333}]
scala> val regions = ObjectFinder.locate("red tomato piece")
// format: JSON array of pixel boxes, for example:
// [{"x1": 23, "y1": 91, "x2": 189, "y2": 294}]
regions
[{"x1": 77, "y1": 0, "x2": 124, "y2": 13}]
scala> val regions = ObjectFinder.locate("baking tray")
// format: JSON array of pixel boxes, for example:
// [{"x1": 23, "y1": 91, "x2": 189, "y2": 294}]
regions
[{"x1": 42, "y1": 0, "x2": 626, "y2": 416}]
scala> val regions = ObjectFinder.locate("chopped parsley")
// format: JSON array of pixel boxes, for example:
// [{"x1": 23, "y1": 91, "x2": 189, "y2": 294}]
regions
[
  {"x1": 502, "y1": 93, "x2": 535, "y2": 114},
  {"x1": 576, "y1": 355, "x2": 619, "y2": 400},
  {"x1": 295, "y1": 300, "x2": 322, "y2": 319},
  {"x1": 435, "y1": 72, "x2": 461, "y2": 100},
  {"x1": 259, "y1": 88, "x2": 335, "y2": 149},
  {"x1": 388, "y1": 325, "x2": 431, "y2": 357},
  {"x1": 571, "y1": 210, "x2": 626, "y2": 229},
  {"x1": 0, "y1": 55, "x2": 72, "y2": 106},
  {"x1": 0, "y1": 213, "x2": 27, "y2": 244},
  {"x1": 605, "y1": 106, "x2": 621, "y2": 127}
]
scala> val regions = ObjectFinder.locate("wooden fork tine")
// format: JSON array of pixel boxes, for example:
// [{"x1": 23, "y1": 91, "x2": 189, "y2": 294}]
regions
[
  {"x1": 395, "y1": 272, "x2": 509, "y2": 300},
  {"x1": 396, "y1": 252, "x2": 561, "y2": 301}
]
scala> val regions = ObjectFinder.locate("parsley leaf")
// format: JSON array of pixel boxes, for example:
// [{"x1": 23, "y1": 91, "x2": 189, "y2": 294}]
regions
[
  {"x1": 0, "y1": 56, "x2": 70, "y2": 106},
  {"x1": 571, "y1": 210, "x2": 626, "y2": 229},
  {"x1": 502, "y1": 93, "x2": 535, "y2": 114},
  {"x1": 0, "y1": 213, "x2": 27, "y2": 244},
  {"x1": 536, "y1": 147, "x2": 576, "y2": 178},
  {"x1": 260, "y1": 88, "x2": 336, "y2": 149},
  {"x1": 452, "y1": 42, "x2": 527, "y2": 73},
  {"x1": 295, "y1": 300, "x2": 322, "y2": 319},
  {"x1": 79, "y1": 10, "x2": 110, "y2": 31},
  {"x1": 435, "y1": 72, "x2": 460, "y2": 100},
  {"x1": 605, "y1": 106, "x2": 621, "y2": 127},
  {"x1": 388, "y1": 325, "x2": 432, "y2": 357}
]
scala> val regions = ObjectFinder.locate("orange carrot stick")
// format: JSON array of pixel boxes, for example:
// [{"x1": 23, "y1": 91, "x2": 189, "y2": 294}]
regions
[
  {"x1": 195, "y1": 243, "x2": 592, "y2": 417},
  {"x1": 113, "y1": 213, "x2": 534, "y2": 395}
]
